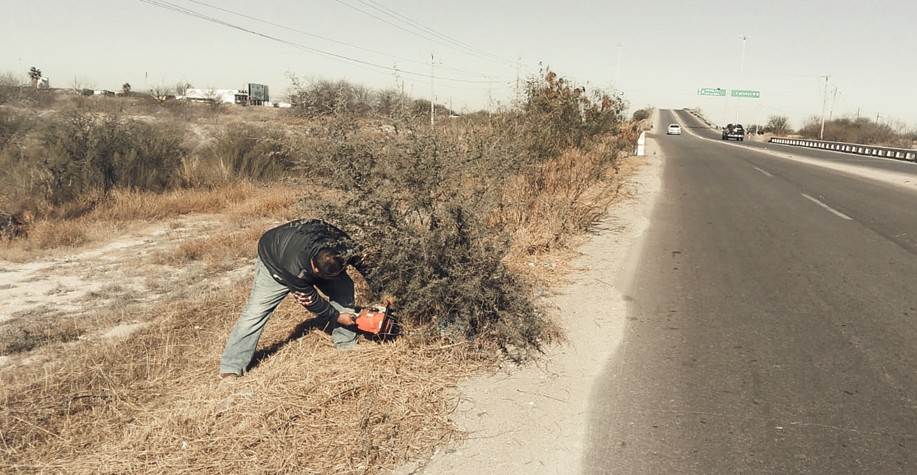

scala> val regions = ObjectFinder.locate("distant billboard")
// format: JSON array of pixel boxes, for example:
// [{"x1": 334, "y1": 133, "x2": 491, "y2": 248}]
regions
[{"x1": 248, "y1": 83, "x2": 269, "y2": 103}]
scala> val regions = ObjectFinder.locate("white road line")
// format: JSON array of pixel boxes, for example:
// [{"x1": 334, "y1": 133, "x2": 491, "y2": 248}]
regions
[
  {"x1": 801, "y1": 193, "x2": 853, "y2": 221},
  {"x1": 753, "y1": 166, "x2": 773, "y2": 177}
]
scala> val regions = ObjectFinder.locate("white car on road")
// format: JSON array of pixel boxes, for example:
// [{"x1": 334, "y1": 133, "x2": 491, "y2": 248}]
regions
[{"x1": 667, "y1": 124, "x2": 682, "y2": 135}]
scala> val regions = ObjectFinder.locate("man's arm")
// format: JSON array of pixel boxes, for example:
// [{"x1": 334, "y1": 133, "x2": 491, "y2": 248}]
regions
[
  {"x1": 290, "y1": 287, "x2": 339, "y2": 321},
  {"x1": 291, "y1": 288, "x2": 355, "y2": 325}
]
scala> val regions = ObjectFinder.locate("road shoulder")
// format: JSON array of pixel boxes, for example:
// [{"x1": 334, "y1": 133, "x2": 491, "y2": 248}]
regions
[{"x1": 401, "y1": 126, "x2": 665, "y2": 475}]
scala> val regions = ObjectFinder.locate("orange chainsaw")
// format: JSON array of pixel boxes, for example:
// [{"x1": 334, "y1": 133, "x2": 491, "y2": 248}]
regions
[{"x1": 354, "y1": 305, "x2": 395, "y2": 336}]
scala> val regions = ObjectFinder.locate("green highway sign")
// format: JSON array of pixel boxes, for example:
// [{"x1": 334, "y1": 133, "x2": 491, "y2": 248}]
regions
[
  {"x1": 698, "y1": 88, "x2": 727, "y2": 96},
  {"x1": 731, "y1": 89, "x2": 761, "y2": 98}
]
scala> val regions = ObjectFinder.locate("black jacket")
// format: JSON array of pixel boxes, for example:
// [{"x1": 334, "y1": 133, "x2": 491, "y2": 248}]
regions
[
  {"x1": 258, "y1": 219, "x2": 367, "y2": 320},
  {"x1": 258, "y1": 219, "x2": 368, "y2": 293}
]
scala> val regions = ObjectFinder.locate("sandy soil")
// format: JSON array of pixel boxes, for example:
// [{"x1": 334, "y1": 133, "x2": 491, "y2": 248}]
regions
[
  {"x1": 0, "y1": 215, "x2": 230, "y2": 329},
  {"x1": 400, "y1": 116, "x2": 666, "y2": 474}
]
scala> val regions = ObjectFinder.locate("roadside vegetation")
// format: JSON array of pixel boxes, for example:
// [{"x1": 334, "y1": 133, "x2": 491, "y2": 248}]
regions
[
  {"x1": 731, "y1": 112, "x2": 915, "y2": 149},
  {"x1": 0, "y1": 70, "x2": 644, "y2": 472},
  {"x1": 798, "y1": 116, "x2": 917, "y2": 148}
]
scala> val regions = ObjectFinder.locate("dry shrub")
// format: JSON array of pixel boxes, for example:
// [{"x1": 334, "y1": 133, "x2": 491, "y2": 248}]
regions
[
  {"x1": 497, "y1": 141, "x2": 627, "y2": 257},
  {"x1": 288, "y1": 76, "x2": 428, "y2": 119},
  {"x1": 290, "y1": 71, "x2": 633, "y2": 357},
  {"x1": 198, "y1": 123, "x2": 293, "y2": 181},
  {"x1": 520, "y1": 70, "x2": 624, "y2": 160},
  {"x1": 323, "y1": 194, "x2": 555, "y2": 359},
  {"x1": 22, "y1": 218, "x2": 93, "y2": 249},
  {"x1": 0, "y1": 282, "x2": 486, "y2": 474},
  {"x1": 799, "y1": 116, "x2": 912, "y2": 147},
  {"x1": 0, "y1": 107, "x2": 33, "y2": 149},
  {"x1": 0, "y1": 110, "x2": 187, "y2": 218},
  {"x1": 0, "y1": 315, "x2": 85, "y2": 354},
  {"x1": 631, "y1": 108, "x2": 652, "y2": 122}
]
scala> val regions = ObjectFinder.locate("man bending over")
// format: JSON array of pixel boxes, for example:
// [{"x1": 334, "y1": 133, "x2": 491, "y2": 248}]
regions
[{"x1": 219, "y1": 219, "x2": 370, "y2": 378}]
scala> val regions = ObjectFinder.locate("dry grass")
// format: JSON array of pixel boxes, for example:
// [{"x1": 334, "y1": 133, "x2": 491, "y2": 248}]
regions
[
  {"x1": 0, "y1": 315, "x2": 85, "y2": 354},
  {"x1": 20, "y1": 219, "x2": 94, "y2": 250},
  {"x1": 0, "y1": 182, "x2": 300, "y2": 262},
  {"x1": 0, "y1": 280, "x2": 488, "y2": 474},
  {"x1": 0, "y1": 140, "x2": 642, "y2": 474},
  {"x1": 0, "y1": 71, "x2": 645, "y2": 473},
  {"x1": 93, "y1": 182, "x2": 300, "y2": 222},
  {"x1": 498, "y1": 140, "x2": 629, "y2": 262},
  {"x1": 155, "y1": 227, "x2": 263, "y2": 271}
]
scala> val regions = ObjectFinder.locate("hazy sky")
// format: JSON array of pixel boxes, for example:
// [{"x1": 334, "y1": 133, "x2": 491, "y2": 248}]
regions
[{"x1": 3, "y1": 0, "x2": 916, "y2": 129}]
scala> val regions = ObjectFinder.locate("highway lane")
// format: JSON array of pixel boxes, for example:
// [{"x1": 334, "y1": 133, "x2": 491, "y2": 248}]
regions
[
  {"x1": 672, "y1": 108, "x2": 917, "y2": 176},
  {"x1": 585, "y1": 110, "x2": 917, "y2": 473}
]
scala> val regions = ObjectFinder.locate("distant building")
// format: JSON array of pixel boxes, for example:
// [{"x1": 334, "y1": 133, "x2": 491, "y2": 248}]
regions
[
  {"x1": 179, "y1": 83, "x2": 270, "y2": 106},
  {"x1": 183, "y1": 87, "x2": 259, "y2": 105},
  {"x1": 37, "y1": 77, "x2": 50, "y2": 89},
  {"x1": 248, "y1": 83, "x2": 269, "y2": 105},
  {"x1": 182, "y1": 88, "x2": 238, "y2": 104}
]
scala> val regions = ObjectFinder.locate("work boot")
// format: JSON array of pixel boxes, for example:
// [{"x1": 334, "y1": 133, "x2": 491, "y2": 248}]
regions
[{"x1": 220, "y1": 372, "x2": 241, "y2": 380}]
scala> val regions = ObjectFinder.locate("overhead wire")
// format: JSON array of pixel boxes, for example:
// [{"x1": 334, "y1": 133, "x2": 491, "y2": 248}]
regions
[
  {"x1": 182, "y1": 0, "x2": 498, "y2": 79},
  {"x1": 138, "y1": 0, "x2": 508, "y2": 84},
  {"x1": 331, "y1": 0, "x2": 520, "y2": 69},
  {"x1": 353, "y1": 0, "x2": 517, "y2": 67}
]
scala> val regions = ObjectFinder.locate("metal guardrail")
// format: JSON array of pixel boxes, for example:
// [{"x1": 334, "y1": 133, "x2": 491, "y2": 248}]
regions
[{"x1": 768, "y1": 137, "x2": 917, "y2": 162}]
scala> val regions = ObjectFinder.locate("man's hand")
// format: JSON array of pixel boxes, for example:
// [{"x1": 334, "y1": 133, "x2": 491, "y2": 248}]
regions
[
  {"x1": 291, "y1": 291, "x2": 314, "y2": 307},
  {"x1": 337, "y1": 312, "x2": 357, "y2": 326}
]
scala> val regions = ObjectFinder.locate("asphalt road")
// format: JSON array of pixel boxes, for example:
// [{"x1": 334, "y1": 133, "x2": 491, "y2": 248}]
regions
[
  {"x1": 584, "y1": 110, "x2": 917, "y2": 473},
  {"x1": 672, "y1": 109, "x2": 917, "y2": 176}
]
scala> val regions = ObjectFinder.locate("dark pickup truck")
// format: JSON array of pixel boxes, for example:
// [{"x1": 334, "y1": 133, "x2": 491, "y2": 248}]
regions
[{"x1": 722, "y1": 123, "x2": 745, "y2": 141}]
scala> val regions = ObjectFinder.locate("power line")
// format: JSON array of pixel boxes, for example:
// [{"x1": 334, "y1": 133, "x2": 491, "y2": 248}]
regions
[
  {"x1": 355, "y1": 0, "x2": 517, "y2": 66},
  {"x1": 332, "y1": 0, "x2": 518, "y2": 69},
  {"x1": 182, "y1": 0, "x2": 495, "y2": 79},
  {"x1": 138, "y1": 0, "x2": 504, "y2": 84}
]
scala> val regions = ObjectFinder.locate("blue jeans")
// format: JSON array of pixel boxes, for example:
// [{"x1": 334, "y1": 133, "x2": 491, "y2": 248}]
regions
[{"x1": 219, "y1": 258, "x2": 358, "y2": 375}]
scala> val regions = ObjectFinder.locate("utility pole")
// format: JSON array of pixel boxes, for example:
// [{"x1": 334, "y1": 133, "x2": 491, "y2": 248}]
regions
[
  {"x1": 819, "y1": 75, "x2": 829, "y2": 140},
  {"x1": 487, "y1": 79, "x2": 494, "y2": 112},
  {"x1": 828, "y1": 86, "x2": 839, "y2": 121},
  {"x1": 735, "y1": 35, "x2": 748, "y2": 123},
  {"x1": 430, "y1": 52, "x2": 435, "y2": 127},
  {"x1": 739, "y1": 35, "x2": 747, "y2": 75},
  {"x1": 515, "y1": 56, "x2": 521, "y2": 103},
  {"x1": 615, "y1": 43, "x2": 623, "y2": 86}
]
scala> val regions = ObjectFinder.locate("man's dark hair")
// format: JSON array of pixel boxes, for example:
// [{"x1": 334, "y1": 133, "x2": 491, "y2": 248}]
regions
[{"x1": 313, "y1": 248, "x2": 346, "y2": 277}]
